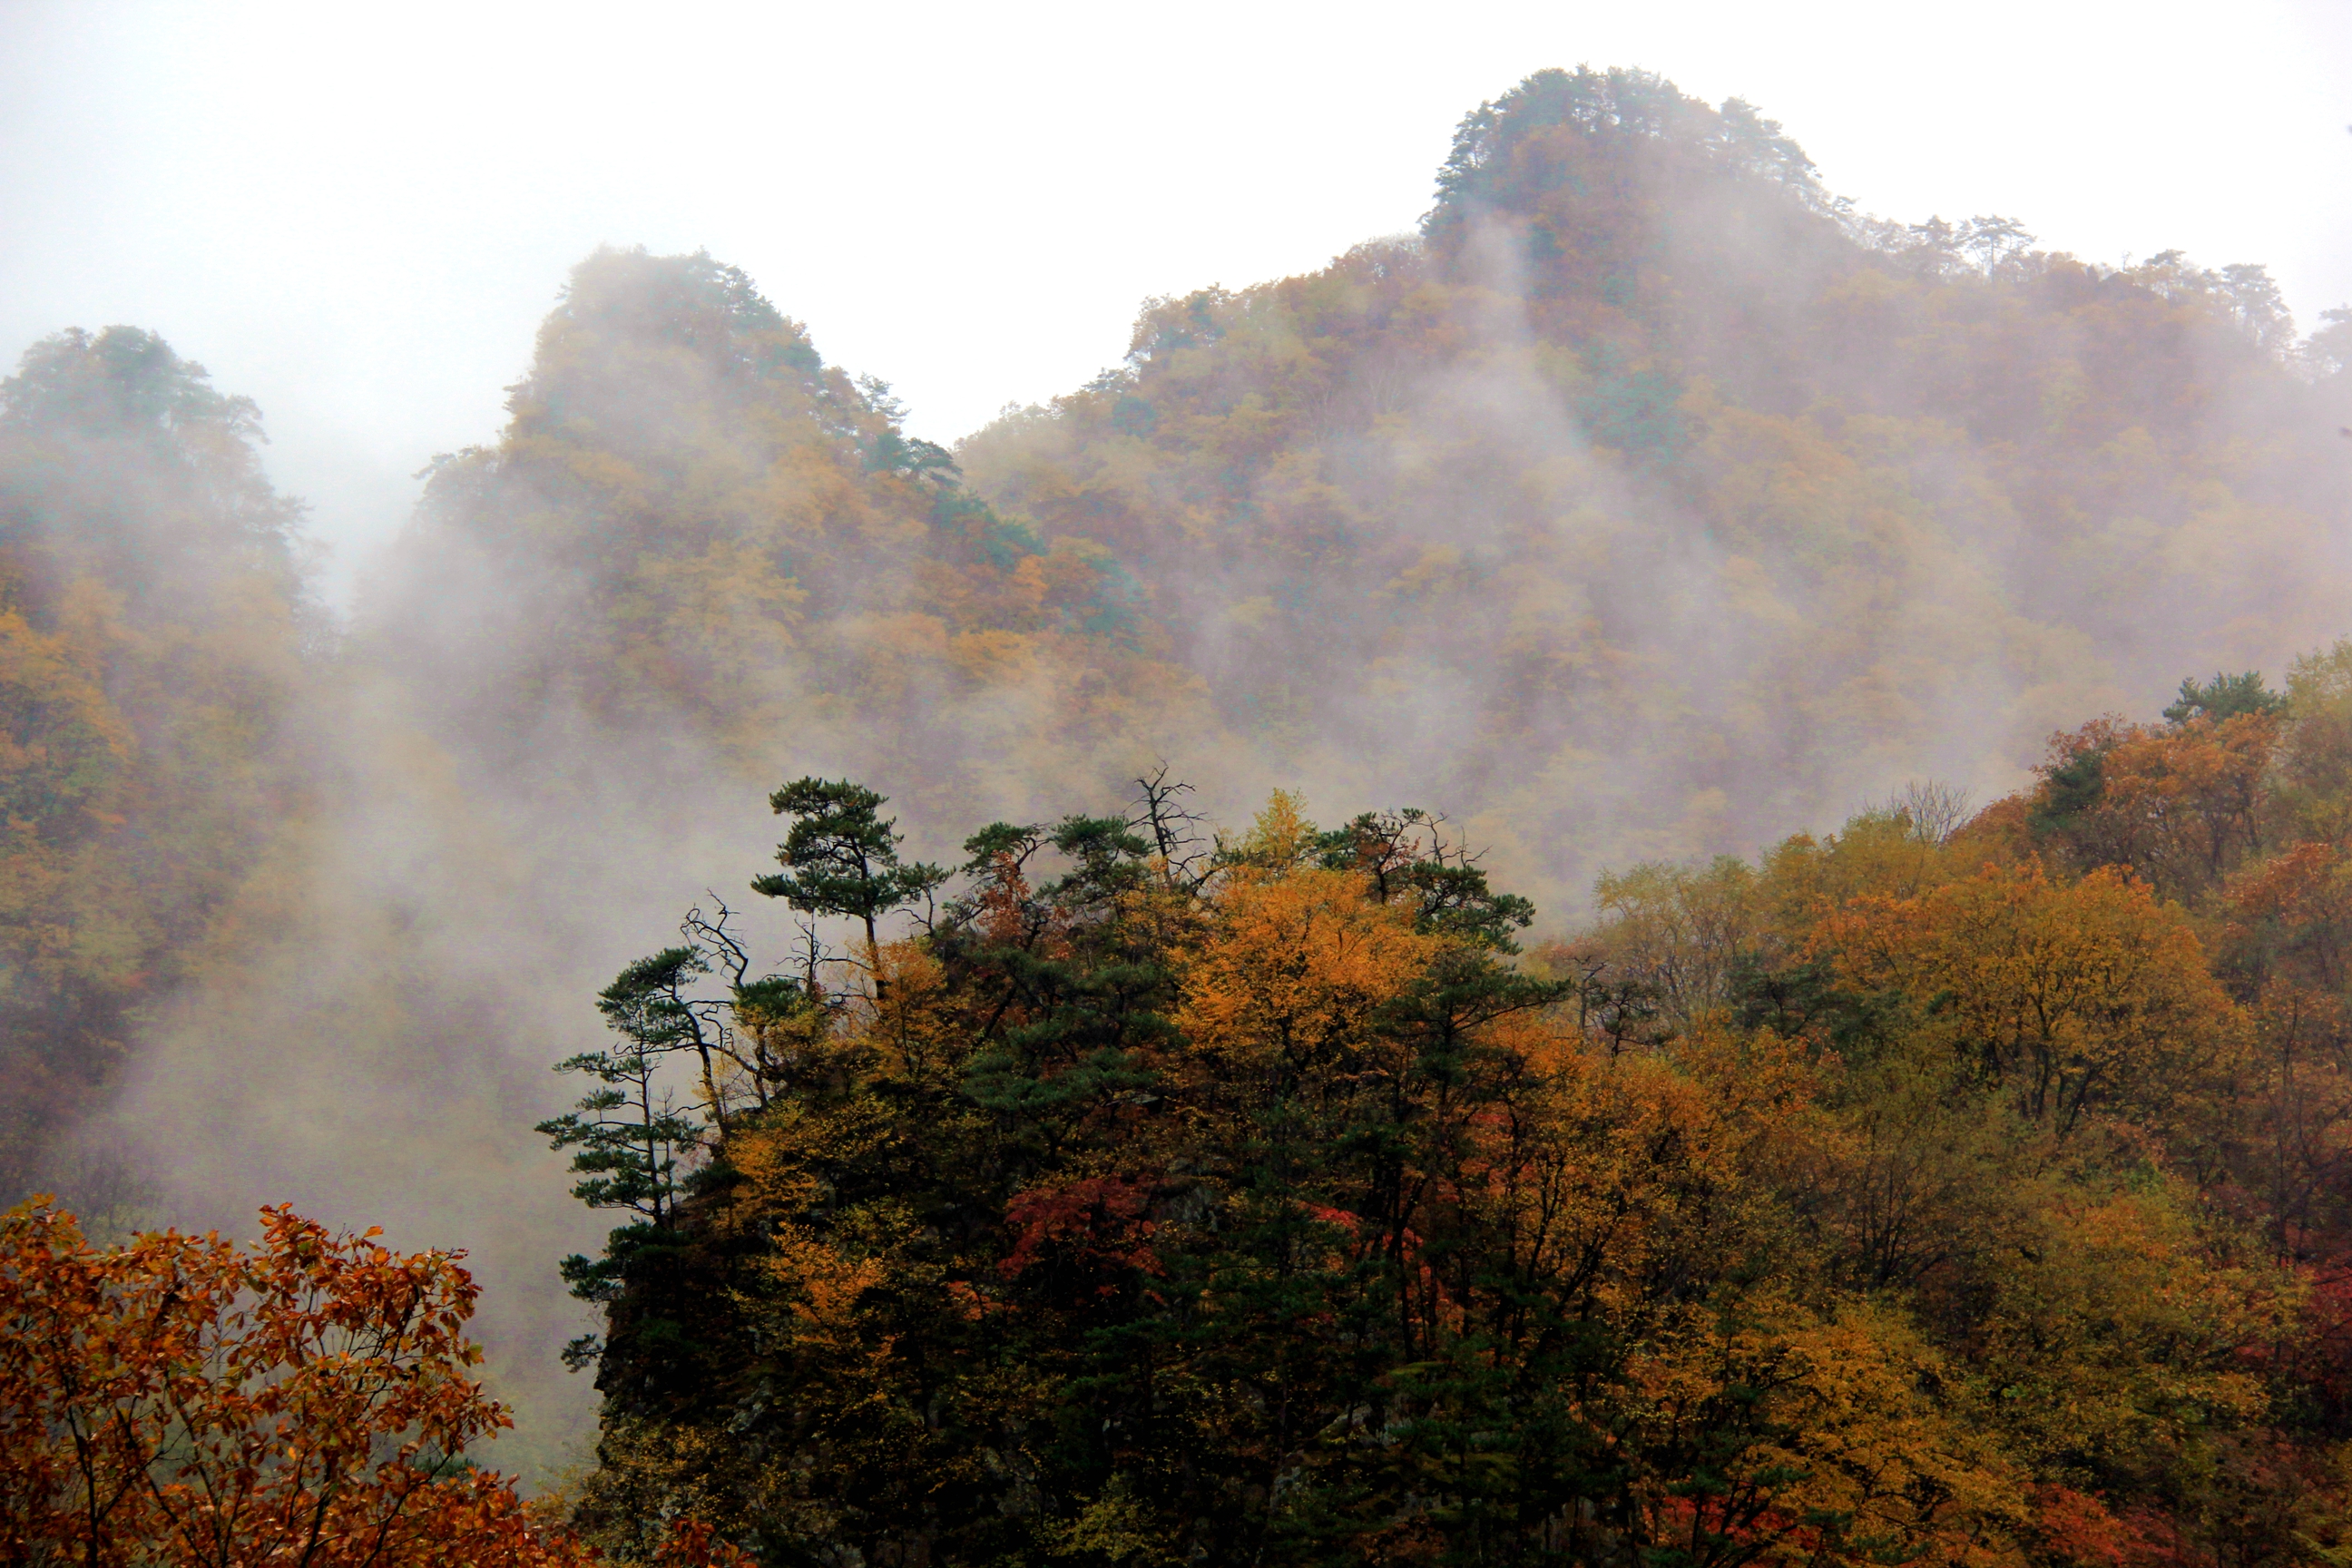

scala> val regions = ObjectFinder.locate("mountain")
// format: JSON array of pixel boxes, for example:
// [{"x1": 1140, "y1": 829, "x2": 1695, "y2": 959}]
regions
[
  {"x1": 5, "y1": 64, "x2": 2351, "y2": 1524},
  {"x1": 959, "y1": 67, "x2": 2352, "y2": 907},
  {"x1": 378, "y1": 247, "x2": 1211, "y2": 820}
]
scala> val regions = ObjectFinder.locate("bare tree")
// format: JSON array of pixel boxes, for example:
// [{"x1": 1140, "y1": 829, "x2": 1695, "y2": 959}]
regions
[
  {"x1": 1885, "y1": 779, "x2": 1975, "y2": 846},
  {"x1": 1132, "y1": 762, "x2": 1213, "y2": 888}
]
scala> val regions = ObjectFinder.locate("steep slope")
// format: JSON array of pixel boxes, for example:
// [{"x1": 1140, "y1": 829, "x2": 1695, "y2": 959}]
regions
[
  {"x1": 959, "y1": 67, "x2": 2352, "y2": 908},
  {"x1": 0, "y1": 327, "x2": 311, "y2": 1199},
  {"x1": 379, "y1": 249, "x2": 1210, "y2": 820}
]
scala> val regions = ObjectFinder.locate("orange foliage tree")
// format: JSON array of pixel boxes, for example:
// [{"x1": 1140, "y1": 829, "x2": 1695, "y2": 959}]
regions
[
  {"x1": 1816, "y1": 860, "x2": 2241, "y2": 1136},
  {"x1": 0, "y1": 1198, "x2": 746, "y2": 1566}
]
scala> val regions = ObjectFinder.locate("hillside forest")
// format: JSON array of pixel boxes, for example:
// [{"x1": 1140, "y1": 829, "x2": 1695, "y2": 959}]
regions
[{"x1": 5, "y1": 64, "x2": 2352, "y2": 1565}]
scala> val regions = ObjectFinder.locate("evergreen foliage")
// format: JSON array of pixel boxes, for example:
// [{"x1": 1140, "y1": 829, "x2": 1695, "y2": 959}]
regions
[{"x1": 752, "y1": 778, "x2": 947, "y2": 970}]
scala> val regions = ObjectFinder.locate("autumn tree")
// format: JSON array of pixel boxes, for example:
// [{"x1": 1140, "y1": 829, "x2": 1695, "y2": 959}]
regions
[
  {"x1": 0, "y1": 1197, "x2": 750, "y2": 1566},
  {"x1": 2028, "y1": 709, "x2": 2281, "y2": 901},
  {"x1": 1815, "y1": 860, "x2": 2241, "y2": 1136}
]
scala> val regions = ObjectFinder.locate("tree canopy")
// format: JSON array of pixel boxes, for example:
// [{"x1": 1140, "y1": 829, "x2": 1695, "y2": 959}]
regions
[{"x1": 538, "y1": 656, "x2": 2352, "y2": 1562}]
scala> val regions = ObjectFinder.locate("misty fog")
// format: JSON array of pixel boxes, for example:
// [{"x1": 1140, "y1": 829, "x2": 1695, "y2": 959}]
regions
[{"x1": 6, "y1": 51, "x2": 2352, "y2": 1499}]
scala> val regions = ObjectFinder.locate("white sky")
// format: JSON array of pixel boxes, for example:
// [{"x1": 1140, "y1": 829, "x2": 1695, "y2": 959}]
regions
[{"x1": 5, "y1": 0, "x2": 2349, "y2": 605}]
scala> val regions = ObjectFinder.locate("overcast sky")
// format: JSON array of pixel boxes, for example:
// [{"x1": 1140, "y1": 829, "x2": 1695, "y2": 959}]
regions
[{"x1": 5, "y1": 0, "x2": 2349, "y2": 603}]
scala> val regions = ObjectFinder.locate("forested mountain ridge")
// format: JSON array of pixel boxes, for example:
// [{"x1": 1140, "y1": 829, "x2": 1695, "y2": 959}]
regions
[
  {"x1": 378, "y1": 249, "x2": 1211, "y2": 818},
  {"x1": 961, "y1": 67, "x2": 2352, "y2": 907}
]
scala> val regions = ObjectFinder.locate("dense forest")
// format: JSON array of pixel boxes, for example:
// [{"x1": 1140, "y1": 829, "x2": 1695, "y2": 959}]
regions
[
  {"x1": 6, "y1": 64, "x2": 2352, "y2": 1564},
  {"x1": 534, "y1": 671, "x2": 2352, "y2": 1564}
]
